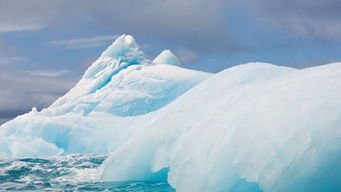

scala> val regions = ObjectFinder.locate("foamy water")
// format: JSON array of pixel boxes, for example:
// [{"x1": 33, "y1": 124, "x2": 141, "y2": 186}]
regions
[{"x1": 0, "y1": 154, "x2": 174, "y2": 191}]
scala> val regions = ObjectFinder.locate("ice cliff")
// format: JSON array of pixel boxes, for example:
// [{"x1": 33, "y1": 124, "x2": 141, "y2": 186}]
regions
[{"x1": 1, "y1": 35, "x2": 340, "y2": 192}]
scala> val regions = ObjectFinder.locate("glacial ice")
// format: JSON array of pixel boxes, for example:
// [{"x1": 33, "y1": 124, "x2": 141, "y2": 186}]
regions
[
  {"x1": 153, "y1": 50, "x2": 180, "y2": 66},
  {"x1": 100, "y1": 62, "x2": 341, "y2": 192},
  {"x1": 1, "y1": 34, "x2": 341, "y2": 192},
  {"x1": 0, "y1": 34, "x2": 210, "y2": 155},
  {"x1": 46, "y1": 34, "x2": 210, "y2": 117}
]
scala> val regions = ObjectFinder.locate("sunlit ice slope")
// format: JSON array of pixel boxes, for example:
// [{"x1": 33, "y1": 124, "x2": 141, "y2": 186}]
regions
[
  {"x1": 0, "y1": 34, "x2": 211, "y2": 157},
  {"x1": 100, "y1": 62, "x2": 341, "y2": 192}
]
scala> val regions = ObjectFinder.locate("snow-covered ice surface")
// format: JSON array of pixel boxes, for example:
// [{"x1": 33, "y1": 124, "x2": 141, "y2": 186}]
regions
[{"x1": 1, "y1": 35, "x2": 341, "y2": 192}]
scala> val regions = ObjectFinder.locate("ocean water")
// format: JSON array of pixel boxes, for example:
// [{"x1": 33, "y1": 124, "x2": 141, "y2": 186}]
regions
[{"x1": 0, "y1": 154, "x2": 174, "y2": 192}]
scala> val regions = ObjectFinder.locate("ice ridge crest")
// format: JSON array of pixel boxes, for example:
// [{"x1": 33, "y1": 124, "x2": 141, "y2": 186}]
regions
[{"x1": 153, "y1": 50, "x2": 180, "y2": 66}]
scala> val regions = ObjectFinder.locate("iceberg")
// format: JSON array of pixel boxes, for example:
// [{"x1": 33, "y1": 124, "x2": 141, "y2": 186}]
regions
[
  {"x1": 100, "y1": 62, "x2": 341, "y2": 192},
  {"x1": 1, "y1": 34, "x2": 340, "y2": 192},
  {"x1": 0, "y1": 34, "x2": 211, "y2": 156}
]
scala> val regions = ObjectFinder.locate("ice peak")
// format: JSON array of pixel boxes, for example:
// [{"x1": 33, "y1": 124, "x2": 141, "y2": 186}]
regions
[
  {"x1": 153, "y1": 50, "x2": 180, "y2": 66},
  {"x1": 98, "y1": 34, "x2": 147, "y2": 66},
  {"x1": 83, "y1": 34, "x2": 147, "y2": 79},
  {"x1": 100, "y1": 34, "x2": 139, "y2": 58}
]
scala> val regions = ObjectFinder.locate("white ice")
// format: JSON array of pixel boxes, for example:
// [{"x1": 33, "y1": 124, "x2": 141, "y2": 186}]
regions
[
  {"x1": 1, "y1": 35, "x2": 340, "y2": 192},
  {"x1": 0, "y1": 34, "x2": 210, "y2": 155},
  {"x1": 153, "y1": 50, "x2": 180, "y2": 66},
  {"x1": 100, "y1": 62, "x2": 341, "y2": 192}
]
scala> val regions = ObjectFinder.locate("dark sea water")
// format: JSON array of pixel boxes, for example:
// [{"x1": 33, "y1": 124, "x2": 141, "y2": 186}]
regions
[{"x1": 0, "y1": 154, "x2": 174, "y2": 192}]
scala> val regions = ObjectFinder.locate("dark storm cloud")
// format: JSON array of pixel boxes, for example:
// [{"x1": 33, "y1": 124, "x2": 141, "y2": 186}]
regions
[{"x1": 248, "y1": 0, "x2": 341, "y2": 41}]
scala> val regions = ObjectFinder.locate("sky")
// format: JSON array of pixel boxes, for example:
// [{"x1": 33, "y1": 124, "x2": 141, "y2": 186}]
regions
[{"x1": 1, "y1": 0, "x2": 341, "y2": 124}]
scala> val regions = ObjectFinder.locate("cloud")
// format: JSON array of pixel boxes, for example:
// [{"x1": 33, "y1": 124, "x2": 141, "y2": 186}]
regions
[
  {"x1": 0, "y1": 23, "x2": 42, "y2": 33},
  {"x1": 0, "y1": 69, "x2": 77, "y2": 124},
  {"x1": 0, "y1": 52, "x2": 103, "y2": 125},
  {"x1": 48, "y1": 35, "x2": 119, "y2": 49},
  {"x1": 2, "y1": 0, "x2": 341, "y2": 48},
  {"x1": 0, "y1": 57, "x2": 27, "y2": 65},
  {"x1": 248, "y1": 0, "x2": 341, "y2": 41},
  {"x1": 175, "y1": 48, "x2": 199, "y2": 64},
  {"x1": 24, "y1": 70, "x2": 70, "y2": 77},
  {"x1": 0, "y1": 0, "x2": 236, "y2": 52},
  {"x1": 0, "y1": 54, "x2": 77, "y2": 124}
]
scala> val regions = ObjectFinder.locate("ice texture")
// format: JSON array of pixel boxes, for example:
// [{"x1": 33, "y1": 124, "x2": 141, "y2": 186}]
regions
[
  {"x1": 153, "y1": 50, "x2": 180, "y2": 66},
  {"x1": 45, "y1": 35, "x2": 209, "y2": 117},
  {"x1": 100, "y1": 63, "x2": 341, "y2": 192},
  {"x1": 1, "y1": 34, "x2": 341, "y2": 192},
  {"x1": 0, "y1": 34, "x2": 210, "y2": 155}
]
